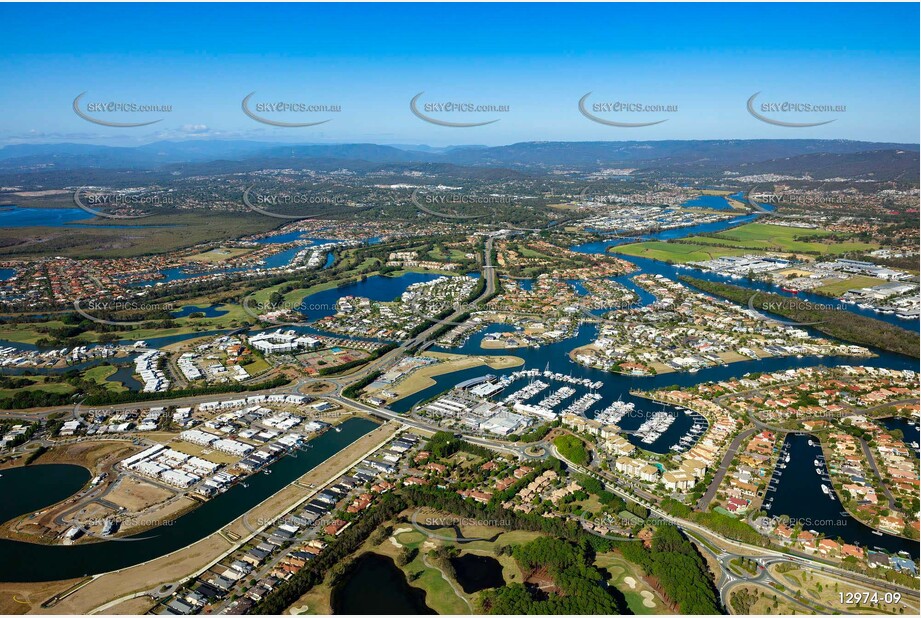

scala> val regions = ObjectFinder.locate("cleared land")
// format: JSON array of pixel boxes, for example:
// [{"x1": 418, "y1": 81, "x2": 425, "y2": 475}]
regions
[
  {"x1": 25, "y1": 421, "x2": 397, "y2": 615},
  {"x1": 612, "y1": 241, "x2": 751, "y2": 263},
  {"x1": 814, "y1": 275, "x2": 887, "y2": 296},
  {"x1": 387, "y1": 352, "x2": 523, "y2": 400},
  {"x1": 103, "y1": 476, "x2": 177, "y2": 513},
  {"x1": 0, "y1": 579, "x2": 84, "y2": 616}
]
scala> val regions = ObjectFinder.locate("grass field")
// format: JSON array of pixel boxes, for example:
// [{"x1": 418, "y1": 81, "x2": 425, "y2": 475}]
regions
[
  {"x1": 427, "y1": 246, "x2": 470, "y2": 262},
  {"x1": 612, "y1": 241, "x2": 752, "y2": 263},
  {"x1": 375, "y1": 528, "x2": 471, "y2": 615},
  {"x1": 0, "y1": 376, "x2": 76, "y2": 398},
  {"x1": 814, "y1": 275, "x2": 886, "y2": 296},
  {"x1": 727, "y1": 583, "x2": 804, "y2": 615},
  {"x1": 241, "y1": 357, "x2": 271, "y2": 376},
  {"x1": 683, "y1": 223, "x2": 878, "y2": 256},
  {"x1": 83, "y1": 365, "x2": 129, "y2": 392}
]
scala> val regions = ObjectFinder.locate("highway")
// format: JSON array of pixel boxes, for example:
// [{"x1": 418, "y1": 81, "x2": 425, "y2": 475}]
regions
[{"x1": 5, "y1": 231, "x2": 918, "y2": 611}]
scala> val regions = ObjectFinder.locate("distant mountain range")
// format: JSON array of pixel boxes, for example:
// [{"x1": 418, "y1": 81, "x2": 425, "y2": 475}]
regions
[{"x1": 0, "y1": 139, "x2": 917, "y2": 181}]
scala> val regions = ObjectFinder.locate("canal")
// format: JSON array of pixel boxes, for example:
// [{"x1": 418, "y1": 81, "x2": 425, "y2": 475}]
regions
[
  {"x1": 766, "y1": 433, "x2": 918, "y2": 559},
  {"x1": 0, "y1": 417, "x2": 378, "y2": 582}
]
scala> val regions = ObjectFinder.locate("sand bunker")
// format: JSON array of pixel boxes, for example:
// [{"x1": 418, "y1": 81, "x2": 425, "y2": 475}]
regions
[
  {"x1": 641, "y1": 591, "x2": 656, "y2": 608},
  {"x1": 623, "y1": 576, "x2": 637, "y2": 589}
]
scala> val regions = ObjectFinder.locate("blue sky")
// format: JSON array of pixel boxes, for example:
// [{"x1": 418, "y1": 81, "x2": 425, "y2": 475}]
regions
[{"x1": 0, "y1": 2, "x2": 917, "y2": 146}]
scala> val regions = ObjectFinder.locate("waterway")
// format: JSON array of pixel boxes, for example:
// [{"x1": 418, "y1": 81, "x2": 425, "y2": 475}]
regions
[
  {"x1": 765, "y1": 433, "x2": 918, "y2": 559},
  {"x1": 0, "y1": 206, "x2": 163, "y2": 229},
  {"x1": 0, "y1": 417, "x2": 378, "y2": 582},
  {"x1": 571, "y1": 224, "x2": 919, "y2": 332},
  {"x1": 387, "y1": 209, "x2": 916, "y2": 456},
  {"x1": 128, "y1": 238, "x2": 338, "y2": 287},
  {"x1": 878, "y1": 416, "x2": 920, "y2": 457},
  {"x1": 171, "y1": 304, "x2": 230, "y2": 318},
  {"x1": 331, "y1": 552, "x2": 435, "y2": 614},
  {"x1": 390, "y1": 319, "x2": 914, "y2": 454},
  {"x1": 296, "y1": 272, "x2": 446, "y2": 322},
  {"x1": 0, "y1": 464, "x2": 90, "y2": 527}
]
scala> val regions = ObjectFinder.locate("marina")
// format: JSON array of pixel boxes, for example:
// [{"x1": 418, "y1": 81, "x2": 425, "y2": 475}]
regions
[{"x1": 765, "y1": 433, "x2": 918, "y2": 559}]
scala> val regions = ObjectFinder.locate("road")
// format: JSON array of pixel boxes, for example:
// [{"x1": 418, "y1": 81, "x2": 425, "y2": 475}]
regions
[
  {"x1": 0, "y1": 237, "x2": 499, "y2": 423},
  {"x1": 551, "y1": 446, "x2": 920, "y2": 605},
  {"x1": 86, "y1": 423, "x2": 402, "y2": 614},
  {"x1": 858, "y1": 436, "x2": 898, "y2": 510},
  {"x1": 9, "y1": 233, "x2": 919, "y2": 610},
  {"x1": 698, "y1": 427, "x2": 757, "y2": 511}
]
